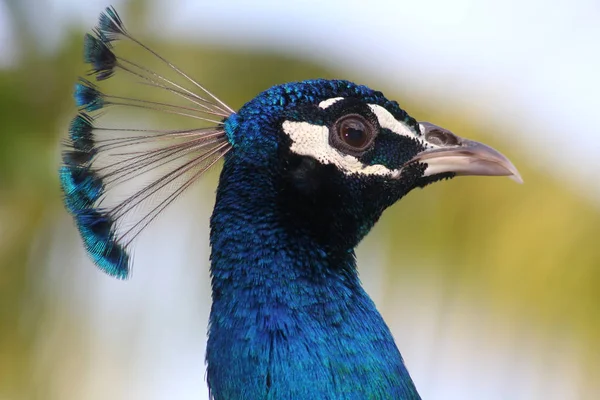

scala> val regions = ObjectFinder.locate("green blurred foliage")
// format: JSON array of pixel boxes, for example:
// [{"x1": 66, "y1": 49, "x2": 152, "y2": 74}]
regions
[{"x1": 0, "y1": 2, "x2": 598, "y2": 399}]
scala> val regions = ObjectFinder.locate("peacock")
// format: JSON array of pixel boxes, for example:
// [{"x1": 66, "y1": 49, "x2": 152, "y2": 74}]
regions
[{"x1": 60, "y1": 7, "x2": 522, "y2": 399}]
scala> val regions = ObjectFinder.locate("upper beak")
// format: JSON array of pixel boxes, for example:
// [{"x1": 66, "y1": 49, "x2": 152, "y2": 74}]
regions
[{"x1": 406, "y1": 122, "x2": 523, "y2": 184}]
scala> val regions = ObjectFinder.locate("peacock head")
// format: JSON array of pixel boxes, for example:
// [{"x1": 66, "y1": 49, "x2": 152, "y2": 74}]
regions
[{"x1": 221, "y1": 79, "x2": 521, "y2": 249}]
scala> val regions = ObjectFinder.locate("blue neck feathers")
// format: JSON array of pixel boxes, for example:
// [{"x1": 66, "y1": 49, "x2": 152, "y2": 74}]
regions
[{"x1": 206, "y1": 152, "x2": 421, "y2": 399}]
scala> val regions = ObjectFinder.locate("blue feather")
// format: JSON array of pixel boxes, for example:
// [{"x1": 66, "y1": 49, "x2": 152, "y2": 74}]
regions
[
  {"x1": 62, "y1": 149, "x2": 95, "y2": 166},
  {"x1": 74, "y1": 210, "x2": 129, "y2": 278},
  {"x1": 63, "y1": 7, "x2": 232, "y2": 281},
  {"x1": 83, "y1": 33, "x2": 117, "y2": 80},
  {"x1": 206, "y1": 86, "x2": 423, "y2": 399},
  {"x1": 96, "y1": 5, "x2": 126, "y2": 43},
  {"x1": 69, "y1": 113, "x2": 96, "y2": 153},
  {"x1": 74, "y1": 79, "x2": 105, "y2": 111},
  {"x1": 59, "y1": 165, "x2": 104, "y2": 213},
  {"x1": 60, "y1": 150, "x2": 128, "y2": 277}
]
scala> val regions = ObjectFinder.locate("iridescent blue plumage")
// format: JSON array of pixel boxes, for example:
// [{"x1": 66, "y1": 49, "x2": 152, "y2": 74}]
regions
[
  {"x1": 59, "y1": 156, "x2": 129, "y2": 278},
  {"x1": 59, "y1": 165, "x2": 103, "y2": 212},
  {"x1": 62, "y1": 7, "x2": 232, "y2": 279},
  {"x1": 61, "y1": 6, "x2": 521, "y2": 399},
  {"x1": 62, "y1": 148, "x2": 94, "y2": 167},
  {"x1": 83, "y1": 33, "x2": 117, "y2": 80},
  {"x1": 207, "y1": 81, "x2": 424, "y2": 399},
  {"x1": 63, "y1": 73, "x2": 129, "y2": 277},
  {"x1": 74, "y1": 79, "x2": 105, "y2": 111},
  {"x1": 69, "y1": 113, "x2": 95, "y2": 153},
  {"x1": 74, "y1": 210, "x2": 129, "y2": 278},
  {"x1": 96, "y1": 5, "x2": 125, "y2": 42}
]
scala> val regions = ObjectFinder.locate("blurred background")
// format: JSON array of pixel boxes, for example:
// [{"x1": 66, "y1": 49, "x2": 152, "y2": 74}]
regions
[{"x1": 1, "y1": 0, "x2": 599, "y2": 399}]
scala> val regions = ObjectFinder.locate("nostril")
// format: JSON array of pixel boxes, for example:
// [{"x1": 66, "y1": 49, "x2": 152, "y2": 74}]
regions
[{"x1": 425, "y1": 129, "x2": 460, "y2": 147}]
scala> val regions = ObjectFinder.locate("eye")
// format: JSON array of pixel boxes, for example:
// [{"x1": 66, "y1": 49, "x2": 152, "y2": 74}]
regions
[{"x1": 331, "y1": 114, "x2": 376, "y2": 154}]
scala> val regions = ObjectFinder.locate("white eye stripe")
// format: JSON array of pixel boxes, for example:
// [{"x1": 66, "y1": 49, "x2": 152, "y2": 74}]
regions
[
  {"x1": 282, "y1": 100, "x2": 438, "y2": 178},
  {"x1": 318, "y1": 97, "x2": 344, "y2": 109},
  {"x1": 368, "y1": 104, "x2": 416, "y2": 137},
  {"x1": 319, "y1": 99, "x2": 428, "y2": 146},
  {"x1": 367, "y1": 104, "x2": 435, "y2": 150},
  {"x1": 282, "y1": 120, "x2": 400, "y2": 178}
]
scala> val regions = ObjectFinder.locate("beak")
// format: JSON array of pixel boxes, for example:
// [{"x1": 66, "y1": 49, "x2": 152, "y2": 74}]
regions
[{"x1": 406, "y1": 122, "x2": 523, "y2": 184}]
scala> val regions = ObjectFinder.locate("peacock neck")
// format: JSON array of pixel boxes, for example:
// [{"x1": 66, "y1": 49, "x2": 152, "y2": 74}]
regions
[{"x1": 206, "y1": 156, "x2": 420, "y2": 399}]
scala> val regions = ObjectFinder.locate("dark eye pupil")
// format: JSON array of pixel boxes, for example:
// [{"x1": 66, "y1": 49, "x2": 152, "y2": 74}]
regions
[{"x1": 340, "y1": 120, "x2": 368, "y2": 148}]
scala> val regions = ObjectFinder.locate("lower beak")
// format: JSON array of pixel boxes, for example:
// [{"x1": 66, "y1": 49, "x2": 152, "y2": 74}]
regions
[{"x1": 407, "y1": 122, "x2": 523, "y2": 184}]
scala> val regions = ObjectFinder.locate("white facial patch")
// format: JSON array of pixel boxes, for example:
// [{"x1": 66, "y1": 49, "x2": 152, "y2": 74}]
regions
[
  {"x1": 368, "y1": 106, "x2": 453, "y2": 179},
  {"x1": 282, "y1": 121, "x2": 400, "y2": 178},
  {"x1": 368, "y1": 104, "x2": 429, "y2": 146},
  {"x1": 318, "y1": 97, "x2": 344, "y2": 109},
  {"x1": 282, "y1": 102, "x2": 448, "y2": 179}
]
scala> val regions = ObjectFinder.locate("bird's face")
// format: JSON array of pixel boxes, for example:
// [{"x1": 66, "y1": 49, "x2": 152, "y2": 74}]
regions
[{"x1": 226, "y1": 80, "x2": 520, "y2": 250}]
